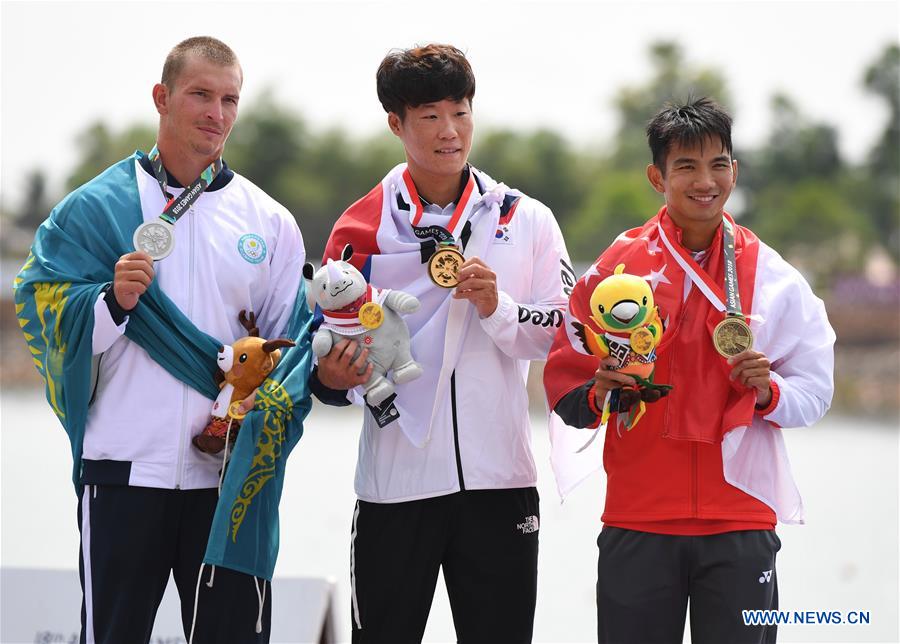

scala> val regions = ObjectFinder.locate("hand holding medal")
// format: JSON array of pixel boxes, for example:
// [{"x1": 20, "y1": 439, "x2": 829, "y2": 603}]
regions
[
  {"x1": 113, "y1": 251, "x2": 155, "y2": 311},
  {"x1": 453, "y1": 257, "x2": 499, "y2": 318},
  {"x1": 727, "y1": 349, "x2": 773, "y2": 407}
]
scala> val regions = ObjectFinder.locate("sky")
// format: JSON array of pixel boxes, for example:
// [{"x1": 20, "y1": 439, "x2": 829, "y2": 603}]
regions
[{"x1": 1, "y1": 0, "x2": 898, "y2": 211}]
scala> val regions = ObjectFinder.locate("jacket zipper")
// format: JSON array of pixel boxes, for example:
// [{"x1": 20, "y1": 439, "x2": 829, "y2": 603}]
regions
[
  {"x1": 450, "y1": 371, "x2": 466, "y2": 491},
  {"x1": 174, "y1": 209, "x2": 196, "y2": 489}
]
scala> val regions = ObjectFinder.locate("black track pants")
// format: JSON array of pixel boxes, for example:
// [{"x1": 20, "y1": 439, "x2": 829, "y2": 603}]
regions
[
  {"x1": 596, "y1": 527, "x2": 780, "y2": 644},
  {"x1": 77, "y1": 484, "x2": 272, "y2": 644},
  {"x1": 350, "y1": 488, "x2": 540, "y2": 644}
]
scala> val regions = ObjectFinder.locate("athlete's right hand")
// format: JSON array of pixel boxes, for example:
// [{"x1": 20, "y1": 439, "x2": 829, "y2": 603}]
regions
[
  {"x1": 113, "y1": 251, "x2": 155, "y2": 311},
  {"x1": 316, "y1": 338, "x2": 374, "y2": 390},
  {"x1": 592, "y1": 356, "x2": 637, "y2": 402}
]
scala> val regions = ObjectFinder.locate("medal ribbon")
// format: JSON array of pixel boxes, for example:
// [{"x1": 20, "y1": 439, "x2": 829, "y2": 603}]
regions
[
  {"x1": 657, "y1": 212, "x2": 744, "y2": 317},
  {"x1": 398, "y1": 167, "x2": 480, "y2": 247},
  {"x1": 720, "y1": 217, "x2": 744, "y2": 318},
  {"x1": 147, "y1": 145, "x2": 223, "y2": 225}
]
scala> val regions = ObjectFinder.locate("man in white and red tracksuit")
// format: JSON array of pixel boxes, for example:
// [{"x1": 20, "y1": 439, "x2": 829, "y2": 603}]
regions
[
  {"x1": 544, "y1": 97, "x2": 835, "y2": 644},
  {"x1": 311, "y1": 44, "x2": 573, "y2": 643}
]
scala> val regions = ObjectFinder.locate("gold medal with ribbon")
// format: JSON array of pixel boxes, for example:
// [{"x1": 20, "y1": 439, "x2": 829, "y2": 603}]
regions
[
  {"x1": 713, "y1": 218, "x2": 753, "y2": 357},
  {"x1": 401, "y1": 167, "x2": 479, "y2": 289}
]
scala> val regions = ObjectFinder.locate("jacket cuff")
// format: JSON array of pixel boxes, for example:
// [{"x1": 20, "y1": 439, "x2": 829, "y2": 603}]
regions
[
  {"x1": 587, "y1": 383, "x2": 604, "y2": 417},
  {"x1": 309, "y1": 365, "x2": 352, "y2": 406},
  {"x1": 102, "y1": 283, "x2": 129, "y2": 326},
  {"x1": 92, "y1": 286, "x2": 129, "y2": 355},
  {"x1": 478, "y1": 290, "x2": 515, "y2": 334},
  {"x1": 755, "y1": 380, "x2": 781, "y2": 416}
]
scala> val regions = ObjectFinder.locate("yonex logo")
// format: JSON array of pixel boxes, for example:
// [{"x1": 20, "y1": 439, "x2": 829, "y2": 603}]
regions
[
  {"x1": 517, "y1": 515, "x2": 539, "y2": 534},
  {"x1": 758, "y1": 570, "x2": 773, "y2": 583}
]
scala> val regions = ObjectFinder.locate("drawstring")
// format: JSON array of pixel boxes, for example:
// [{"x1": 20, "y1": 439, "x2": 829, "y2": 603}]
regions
[
  {"x1": 92, "y1": 485, "x2": 98, "y2": 499},
  {"x1": 254, "y1": 577, "x2": 266, "y2": 634},
  {"x1": 188, "y1": 565, "x2": 216, "y2": 643},
  {"x1": 188, "y1": 563, "x2": 205, "y2": 644},
  {"x1": 217, "y1": 419, "x2": 234, "y2": 496}
]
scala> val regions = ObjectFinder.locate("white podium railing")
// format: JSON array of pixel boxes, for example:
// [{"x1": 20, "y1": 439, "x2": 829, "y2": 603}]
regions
[{"x1": 1, "y1": 567, "x2": 338, "y2": 644}]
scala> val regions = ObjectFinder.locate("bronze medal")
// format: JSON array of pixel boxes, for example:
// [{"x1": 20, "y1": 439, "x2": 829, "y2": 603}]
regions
[
  {"x1": 428, "y1": 246, "x2": 465, "y2": 288},
  {"x1": 713, "y1": 316, "x2": 754, "y2": 357},
  {"x1": 359, "y1": 302, "x2": 384, "y2": 329},
  {"x1": 629, "y1": 327, "x2": 655, "y2": 356}
]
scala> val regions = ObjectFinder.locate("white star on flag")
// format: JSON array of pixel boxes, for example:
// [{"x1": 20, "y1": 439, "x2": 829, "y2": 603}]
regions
[
  {"x1": 583, "y1": 263, "x2": 602, "y2": 281},
  {"x1": 646, "y1": 237, "x2": 661, "y2": 255},
  {"x1": 644, "y1": 265, "x2": 672, "y2": 291}
]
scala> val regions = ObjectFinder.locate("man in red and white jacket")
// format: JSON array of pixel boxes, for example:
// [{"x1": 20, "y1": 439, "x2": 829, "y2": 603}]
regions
[{"x1": 545, "y1": 97, "x2": 835, "y2": 644}]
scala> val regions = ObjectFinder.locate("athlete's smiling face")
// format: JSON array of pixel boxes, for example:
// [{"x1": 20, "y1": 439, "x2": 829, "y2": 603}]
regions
[
  {"x1": 153, "y1": 54, "x2": 242, "y2": 166},
  {"x1": 388, "y1": 98, "x2": 474, "y2": 186},
  {"x1": 647, "y1": 136, "x2": 738, "y2": 234}
]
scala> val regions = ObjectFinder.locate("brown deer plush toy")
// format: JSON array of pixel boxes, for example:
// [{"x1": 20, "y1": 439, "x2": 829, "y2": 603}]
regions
[{"x1": 192, "y1": 310, "x2": 295, "y2": 454}]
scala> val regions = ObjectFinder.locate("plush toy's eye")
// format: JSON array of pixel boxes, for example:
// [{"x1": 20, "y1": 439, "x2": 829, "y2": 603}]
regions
[
  {"x1": 642, "y1": 296, "x2": 648, "y2": 305},
  {"x1": 598, "y1": 304, "x2": 605, "y2": 314},
  {"x1": 321, "y1": 284, "x2": 326, "y2": 290},
  {"x1": 239, "y1": 353, "x2": 248, "y2": 363}
]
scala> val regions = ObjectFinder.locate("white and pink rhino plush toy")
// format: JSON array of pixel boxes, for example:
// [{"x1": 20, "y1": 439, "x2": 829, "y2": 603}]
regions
[{"x1": 303, "y1": 244, "x2": 422, "y2": 406}]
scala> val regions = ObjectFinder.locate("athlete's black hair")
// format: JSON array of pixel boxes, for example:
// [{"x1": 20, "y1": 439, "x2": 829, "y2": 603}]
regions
[
  {"x1": 376, "y1": 44, "x2": 475, "y2": 119},
  {"x1": 647, "y1": 97, "x2": 733, "y2": 173}
]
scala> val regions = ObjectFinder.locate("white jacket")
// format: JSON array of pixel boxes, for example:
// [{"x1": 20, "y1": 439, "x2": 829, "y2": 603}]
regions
[
  {"x1": 85, "y1": 158, "x2": 304, "y2": 489},
  {"x1": 347, "y1": 178, "x2": 573, "y2": 503}
]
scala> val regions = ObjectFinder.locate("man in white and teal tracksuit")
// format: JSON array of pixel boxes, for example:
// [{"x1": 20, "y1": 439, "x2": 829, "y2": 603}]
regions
[{"x1": 14, "y1": 36, "x2": 312, "y2": 644}]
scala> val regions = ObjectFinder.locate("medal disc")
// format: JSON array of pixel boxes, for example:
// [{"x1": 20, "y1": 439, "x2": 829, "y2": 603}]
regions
[
  {"x1": 713, "y1": 316, "x2": 754, "y2": 358},
  {"x1": 629, "y1": 327, "x2": 655, "y2": 356},
  {"x1": 133, "y1": 221, "x2": 175, "y2": 260},
  {"x1": 428, "y1": 247, "x2": 464, "y2": 288},
  {"x1": 359, "y1": 302, "x2": 384, "y2": 329},
  {"x1": 228, "y1": 400, "x2": 248, "y2": 420}
]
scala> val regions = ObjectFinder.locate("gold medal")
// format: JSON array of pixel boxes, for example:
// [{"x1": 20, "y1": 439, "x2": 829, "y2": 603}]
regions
[
  {"x1": 428, "y1": 246, "x2": 465, "y2": 288},
  {"x1": 713, "y1": 316, "x2": 754, "y2": 357},
  {"x1": 228, "y1": 400, "x2": 248, "y2": 420},
  {"x1": 359, "y1": 302, "x2": 384, "y2": 329},
  {"x1": 629, "y1": 327, "x2": 655, "y2": 356}
]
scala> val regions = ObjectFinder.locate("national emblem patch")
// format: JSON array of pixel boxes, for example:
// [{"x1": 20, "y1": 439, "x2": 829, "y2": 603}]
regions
[{"x1": 238, "y1": 233, "x2": 267, "y2": 264}]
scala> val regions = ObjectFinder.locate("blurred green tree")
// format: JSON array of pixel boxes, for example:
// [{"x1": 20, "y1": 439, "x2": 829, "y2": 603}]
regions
[
  {"x1": 861, "y1": 43, "x2": 900, "y2": 259},
  {"x1": 612, "y1": 42, "x2": 731, "y2": 169},
  {"x1": 563, "y1": 41, "x2": 730, "y2": 261},
  {"x1": 66, "y1": 122, "x2": 156, "y2": 191},
  {"x1": 13, "y1": 170, "x2": 51, "y2": 231}
]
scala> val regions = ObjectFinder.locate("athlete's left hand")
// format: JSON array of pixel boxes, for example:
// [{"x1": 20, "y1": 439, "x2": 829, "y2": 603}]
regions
[
  {"x1": 453, "y1": 256, "x2": 498, "y2": 318},
  {"x1": 235, "y1": 388, "x2": 258, "y2": 416},
  {"x1": 728, "y1": 350, "x2": 772, "y2": 407}
]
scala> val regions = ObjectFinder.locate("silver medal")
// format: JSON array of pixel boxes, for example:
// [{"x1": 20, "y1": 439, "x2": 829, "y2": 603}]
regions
[{"x1": 133, "y1": 220, "x2": 175, "y2": 260}]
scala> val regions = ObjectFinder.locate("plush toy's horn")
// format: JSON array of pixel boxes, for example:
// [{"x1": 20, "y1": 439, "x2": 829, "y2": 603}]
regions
[
  {"x1": 262, "y1": 339, "x2": 296, "y2": 353},
  {"x1": 325, "y1": 258, "x2": 343, "y2": 285}
]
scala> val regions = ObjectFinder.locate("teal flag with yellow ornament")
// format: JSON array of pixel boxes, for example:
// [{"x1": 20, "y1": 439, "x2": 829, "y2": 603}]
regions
[{"x1": 203, "y1": 278, "x2": 313, "y2": 580}]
